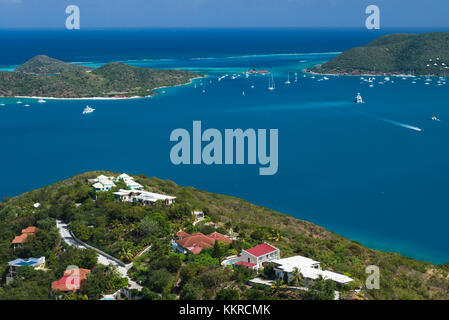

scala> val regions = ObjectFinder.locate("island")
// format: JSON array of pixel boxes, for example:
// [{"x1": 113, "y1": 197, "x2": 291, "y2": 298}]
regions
[
  {"x1": 309, "y1": 32, "x2": 449, "y2": 76},
  {"x1": 1, "y1": 171, "x2": 448, "y2": 300},
  {"x1": 0, "y1": 55, "x2": 202, "y2": 99}
]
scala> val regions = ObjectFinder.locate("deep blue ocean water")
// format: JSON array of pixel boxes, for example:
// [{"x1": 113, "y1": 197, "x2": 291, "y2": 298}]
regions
[{"x1": 1, "y1": 29, "x2": 449, "y2": 264}]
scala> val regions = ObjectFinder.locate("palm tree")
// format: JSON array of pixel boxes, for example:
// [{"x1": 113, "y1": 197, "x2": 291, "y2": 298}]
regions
[
  {"x1": 267, "y1": 229, "x2": 280, "y2": 242},
  {"x1": 270, "y1": 278, "x2": 286, "y2": 294},
  {"x1": 290, "y1": 267, "x2": 303, "y2": 287},
  {"x1": 120, "y1": 247, "x2": 133, "y2": 262}
]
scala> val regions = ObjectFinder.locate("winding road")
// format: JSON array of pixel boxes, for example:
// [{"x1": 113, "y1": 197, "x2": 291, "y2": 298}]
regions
[{"x1": 56, "y1": 219, "x2": 144, "y2": 291}]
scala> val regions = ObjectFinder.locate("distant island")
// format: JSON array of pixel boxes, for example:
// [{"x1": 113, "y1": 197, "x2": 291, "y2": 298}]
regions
[
  {"x1": 309, "y1": 32, "x2": 449, "y2": 76},
  {"x1": 0, "y1": 55, "x2": 202, "y2": 99}
]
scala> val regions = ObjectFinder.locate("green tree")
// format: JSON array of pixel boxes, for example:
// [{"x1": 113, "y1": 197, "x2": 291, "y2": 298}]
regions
[
  {"x1": 305, "y1": 277, "x2": 337, "y2": 300},
  {"x1": 290, "y1": 267, "x2": 303, "y2": 287}
]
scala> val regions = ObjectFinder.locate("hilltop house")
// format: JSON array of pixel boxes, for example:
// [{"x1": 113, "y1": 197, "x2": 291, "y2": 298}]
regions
[
  {"x1": 115, "y1": 173, "x2": 143, "y2": 190},
  {"x1": 90, "y1": 175, "x2": 116, "y2": 191},
  {"x1": 236, "y1": 243, "x2": 280, "y2": 269},
  {"x1": 192, "y1": 210, "x2": 205, "y2": 224},
  {"x1": 223, "y1": 243, "x2": 280, "y2": 269},
  {"x1": 172, "y1": 231, "x2": 232, "y2": 255},
  {"x1": 51, "y1": 268, "x2": 91, "y2": 293},
  {"x1": 11, "y1": 226, "x2": 37, "y2": 248},
  {"x1": 271, "y1": 255, "x2": 353, "y2": 285},
  {"x1": 113, "y1": 189, "x2": 176, "y2": 206},
  {"x1": 7, "y1": 257, "x2": 46, "y2": 284},
  {"x1": 90, "y1": 173, "x2": 145, "y2": 192}
]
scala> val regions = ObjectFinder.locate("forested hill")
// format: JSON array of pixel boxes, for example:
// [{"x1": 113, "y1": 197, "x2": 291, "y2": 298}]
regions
[
  {"x1": 310, "y1": 32, "x2": 449, "y2": 76},
  {"x1": 1, "y1": 171, "x2": 449, "y2": 300},
  {"x1": 14, "y1": 55, "x2": 92, "y2": 75},
  {"x1": 0, "y1": 56, "x2": 201, "y2": 98}
]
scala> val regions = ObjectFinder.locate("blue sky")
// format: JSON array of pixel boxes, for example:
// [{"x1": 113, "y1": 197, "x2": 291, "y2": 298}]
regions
[{"x1": 0, "y1": 0, "x2": 448, "y2": 29}]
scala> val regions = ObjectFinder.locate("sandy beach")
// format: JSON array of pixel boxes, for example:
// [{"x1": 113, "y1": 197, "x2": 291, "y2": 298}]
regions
[{"x1": 9, "y1": 75, "x2": 205, "y2": 101}]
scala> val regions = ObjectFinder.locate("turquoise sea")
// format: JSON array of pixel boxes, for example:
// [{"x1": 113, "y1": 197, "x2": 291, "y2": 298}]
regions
[{"x1": 0, "y1": 29, "x2": 448, "y2": 264}]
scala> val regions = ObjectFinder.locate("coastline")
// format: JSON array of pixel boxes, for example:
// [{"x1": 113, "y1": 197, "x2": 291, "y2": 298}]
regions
[
  {"x1": 304, "y1": 68, "x2": 427, "y2": 78},
  {"x1": 8, "y1": 75, "x2": 205, "y2": 101}
]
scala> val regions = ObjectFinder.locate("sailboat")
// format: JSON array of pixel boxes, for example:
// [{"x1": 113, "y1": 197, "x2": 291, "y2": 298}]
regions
[
  {"x1": 354, "y1": 93, "x2": 364, "y2": 104},
  {"x1": 285, "y1": 73, "x2": 291, "y2": 85},
  {"x1": 82, "y1": 105, "x2": 95, "y2": 114},
  {"x1": 268, "y1": 74, "x2": 275, "y2": 91}
]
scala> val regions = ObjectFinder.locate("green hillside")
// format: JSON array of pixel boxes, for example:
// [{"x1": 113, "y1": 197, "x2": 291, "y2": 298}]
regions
[
  {"x1": 0, "y1": 171, "x2": 448, "y2": 300},
  {"x1": 310, "y1": 32, "x2": 449, "y2": 75},
  {"x1": 0, "y1": 56, "x2": 201, "y2": 98},
  {"x1": 15, "y1": 55, "x2": 92, "y2": 75}
]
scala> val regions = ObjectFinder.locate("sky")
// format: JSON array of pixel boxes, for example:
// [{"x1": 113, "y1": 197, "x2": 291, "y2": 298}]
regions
[{"x1": 0, "y1": 0, "x2": 448, "y2": 29}]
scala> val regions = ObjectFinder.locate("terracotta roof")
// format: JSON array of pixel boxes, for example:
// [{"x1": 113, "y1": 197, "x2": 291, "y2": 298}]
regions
[
  {"x1": 176, "y1": 232, "x2": 215, "y2": 254},
  {"x1": 235, "y1": 261, "x2": 256, "y2": 268},
  {"x1": 176, "y1": 231, "x2": 190, "y2": 239},
  {"x1": 51, "y1": 269, "x2": 91, "y2": 292},
  {"x1": 245, "y1": 243, "x2": 278, "y2": 257},
  {"x1": 22, "y1": 226, "x2": 37, "y2": 234},
  {"x1": 12, "y1": 233, "x2": 29, "y2": 244},
  {"x1": 12, "y1": 227, "x2": 37, "y2": 244},
  {"x1": 208, "y1": 232, "x2": 232, "y2": 244},
  {"x1": 63, "y1": 268, "x2": 91, "y2": 278},
  {"x1": 177, "y1": 234, "x2": 214, "y2": 248},
  {"x1": 190, "y1": 246, "x2": 204, "y2": 255}
]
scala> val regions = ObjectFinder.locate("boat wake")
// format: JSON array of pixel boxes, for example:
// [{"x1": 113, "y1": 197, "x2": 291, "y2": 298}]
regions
[{"x1": 352, "y1": 109, "x2": 423, "y2": 132}]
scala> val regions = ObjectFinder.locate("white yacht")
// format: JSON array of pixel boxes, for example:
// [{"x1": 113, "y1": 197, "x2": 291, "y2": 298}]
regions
[
  {"x1": 16, "y1": 101, "x2": 22, "y2": 104},
  {"x1": 24, "y1": 104, "x2": 31, "y2": 107},
  {"x1": 354, "y1": 92, "x2": 364, "y2": 104},
  {"x1": 82, "y1": 106, "x2": 95, "y2": 114},
  {"x1": 37, "y1": 99, "x2": 46, "y2": 103},
  {"x1": 431, "y1": 116, "x2": 441, "y2": 122}
]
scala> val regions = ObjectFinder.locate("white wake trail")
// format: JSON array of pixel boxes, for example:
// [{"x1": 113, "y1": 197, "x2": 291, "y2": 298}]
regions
[{"x1": 351, "y1": 109, "x2": 423, "y2": 132}]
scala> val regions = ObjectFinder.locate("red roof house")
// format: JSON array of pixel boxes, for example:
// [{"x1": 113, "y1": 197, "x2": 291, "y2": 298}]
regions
[
  {"x1": 176, "y1": 231, "x2": 190, "y2": 239},
  {"x1": 51, "y1": 268, "x2": 91, "y2": 292},
  {"x1": 22, "y1": 226, "x2": 37, "y2": 234},
  {"x1": 208, "y1": 232, "x2": 232, "y2": 244},
  {"x1": 12, "y1": 226, "x2": 37, "y2": 245},
  {"x1": 173, "y1": 231, "x2": 233, "y2": 255},
  {"x1": 237, "y1": 243, "x2": 280, "y2": 269},
  {"x1": 245, "y1": 243, "x2": 278, "y2": 257}
]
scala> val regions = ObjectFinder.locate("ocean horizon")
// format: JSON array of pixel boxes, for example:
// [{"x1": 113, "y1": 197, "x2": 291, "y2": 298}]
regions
[{"x1": 1, "y1": 28, "x2": 449, "y2": 265}]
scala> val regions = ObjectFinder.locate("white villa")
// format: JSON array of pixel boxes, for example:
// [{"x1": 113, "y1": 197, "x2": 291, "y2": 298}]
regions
[
  {"x1": 89, "y1": 173, "x2": 144, "y2": 192},
  {"x1": 271, "y1": 255, "x2": 353, "y2": 285},
  {"x1": 113, "y1": 189, "x2": 176, "y2": 206},
  {"x1": 90, "y1": 175, "x2": 116, "y2": 191},
  {"x1": 234, "y1": 243, "x2": 280, "y2": 269},
  {"x1": 115, "y1": 173, "x2": 143, "y2": 190},
  {"x1": 192, "y1": 210, "x2": 205, "y2": 224}
]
